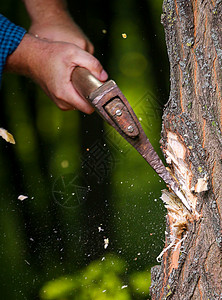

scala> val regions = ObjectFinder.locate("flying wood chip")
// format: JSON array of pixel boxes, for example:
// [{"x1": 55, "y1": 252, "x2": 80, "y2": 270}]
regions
[
  {"x1": 104, "y1": 238, "x2": 109, "y2": 249},
  {"x1": 0, "y1": 128, "x2": 15, "y2": 144},
  {"x1": 18, "y1": 195, "x2": 28, "y2": 201}
]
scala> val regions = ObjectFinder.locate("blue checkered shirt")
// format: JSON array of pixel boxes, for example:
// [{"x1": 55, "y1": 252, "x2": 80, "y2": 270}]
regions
[{"x1": 0, "y1": 14, "x2": 26, "y2": 84}]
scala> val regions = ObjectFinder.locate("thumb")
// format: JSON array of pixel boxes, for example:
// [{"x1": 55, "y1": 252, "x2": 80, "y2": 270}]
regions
[{"x1": 74, "y1": 49, "x2": 108, "y2": 82}]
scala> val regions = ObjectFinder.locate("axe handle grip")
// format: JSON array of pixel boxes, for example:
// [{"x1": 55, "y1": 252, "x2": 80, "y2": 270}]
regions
[{"x1": 71, "y1": 67, "x2": 103, "y2": 101}]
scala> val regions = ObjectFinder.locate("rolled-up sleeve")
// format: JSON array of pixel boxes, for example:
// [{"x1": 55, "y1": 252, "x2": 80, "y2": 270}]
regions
[{"x1": 0, "y1": 14, "x2": 26, "y2": 84}]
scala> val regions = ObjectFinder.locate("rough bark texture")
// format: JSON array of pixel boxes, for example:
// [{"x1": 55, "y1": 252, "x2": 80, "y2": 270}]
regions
[{"x1": 150, "y1": 0, "x2": 222, "y2": 299}]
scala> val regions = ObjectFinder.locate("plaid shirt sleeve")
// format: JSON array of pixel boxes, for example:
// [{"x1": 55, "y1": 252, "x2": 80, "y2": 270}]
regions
[{"x1": 0, "y1": 14, "x2": 26, "y2": 84}]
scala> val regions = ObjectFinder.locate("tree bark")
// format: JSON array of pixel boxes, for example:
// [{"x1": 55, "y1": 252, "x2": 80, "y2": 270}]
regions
[{"x1": 150, "y1": 0, "x2": 222, "y2": 299}]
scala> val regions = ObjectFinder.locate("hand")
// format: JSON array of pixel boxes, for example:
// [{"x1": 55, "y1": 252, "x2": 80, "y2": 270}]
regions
[
  {"x1": 24, "y1": 0, "x2": 94, "y2": 53},
  {"x1": 29, "y1": 17, "x2": 94, "y2": 54},
  {"x1": 5, "y1": 34, "x2": 108, "y2": 114}
]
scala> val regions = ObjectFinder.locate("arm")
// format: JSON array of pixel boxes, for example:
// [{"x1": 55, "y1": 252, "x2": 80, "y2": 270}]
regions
[
  {"x1": 22, "y1": 0, "x2": 94, "y2": 53},
  {"x1": 1, "y1": 2, "x2": 107, "y2": 113}
]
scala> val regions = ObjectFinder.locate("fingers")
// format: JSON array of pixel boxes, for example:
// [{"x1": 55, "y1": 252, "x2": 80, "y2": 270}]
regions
[
  {"x1": 72, "y1": 48, "x2": 108, "y2": 82},
  {"x1": 62, "y1": 86, "x2": 95, "y2": 114},
  {"x1": 88, "y1": 57, "x2": 108, "y2": 81},
  {"x1": 48, "y1": 74, "x2": 95, "y2": 114}
]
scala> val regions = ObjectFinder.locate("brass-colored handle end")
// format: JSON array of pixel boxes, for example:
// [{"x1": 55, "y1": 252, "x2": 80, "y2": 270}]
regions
[{"x1": 71, "y1": 67, "x2": 103, "y2": 101}]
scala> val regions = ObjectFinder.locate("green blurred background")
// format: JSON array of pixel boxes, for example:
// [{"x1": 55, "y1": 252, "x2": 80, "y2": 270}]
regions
[{"x1": 0, "y1": 0, "x2": 169, "y2": 299}]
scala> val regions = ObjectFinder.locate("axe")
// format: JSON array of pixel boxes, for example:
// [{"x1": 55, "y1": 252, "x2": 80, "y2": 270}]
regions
[{"x1": 71, "y1": 67, "x2": 191, "y2": 212}]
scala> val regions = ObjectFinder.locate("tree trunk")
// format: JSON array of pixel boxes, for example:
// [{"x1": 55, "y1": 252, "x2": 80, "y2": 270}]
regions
[{"x1": 150, "y1": 0, "x2": 222, "y2": 299}]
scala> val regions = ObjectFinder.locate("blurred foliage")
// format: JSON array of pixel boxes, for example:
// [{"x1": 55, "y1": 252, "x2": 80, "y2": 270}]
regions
[
  {"x1": 0, "y1": 0, "x2": 169, "y2": 299},
  {"x1": 39, "y1": 254, "x2": 151, "y2": 300}
]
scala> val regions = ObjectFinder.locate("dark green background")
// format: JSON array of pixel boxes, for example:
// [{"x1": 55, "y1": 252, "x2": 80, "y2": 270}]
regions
[{"x1": 0, "y1": 0, "x2": 169, "y2": 299}]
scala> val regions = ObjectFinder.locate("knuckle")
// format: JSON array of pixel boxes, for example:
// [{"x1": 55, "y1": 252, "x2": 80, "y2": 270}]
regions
[
  {"x1": 91, "y1": 59, "x2": 101, "y2": 71},
  {"x1": 81, "y1": 40, "x2": 88, "y2": 50},
  {"x1": 59, "y1": 104, "x2": 66, "y2": 110},
  {"x1": 89, "y1": 44, "x2": 94, "y2": 54},
  {"x1": 57, "y1": 102, "x2": 68, "y2": 111},
  {"x1": 59, "y1": 104, "x2": 69, "y2": 111},
  {"x1": 54, "y1": 93, "x2": 69, "y2": 111},
  {"x1": 76, "y1": 39, "x2": 88, "y2": 51},
  {"x1": 55, "y1": 94, "x2": 63, "y2": 102},
  {"x1": 54, "y1": 88, "x2": 64, "y2": 101}
]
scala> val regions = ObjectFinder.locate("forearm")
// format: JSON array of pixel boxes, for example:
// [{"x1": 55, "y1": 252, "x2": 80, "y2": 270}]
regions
[
  {"x1": 22, "y1": 0, "x2": 70, "y2": 24},
  {"x1": 22, "y1": 0, "x2": 94, "y2": 53},
  {"x1": 5, "y1": 34, "x2": 45, "y2": 78}
]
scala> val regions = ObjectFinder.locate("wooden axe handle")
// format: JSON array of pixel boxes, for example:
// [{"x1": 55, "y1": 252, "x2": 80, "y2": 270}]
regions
[{"x1": 71, "y1": 67, "x2": 103, "y2": 102}]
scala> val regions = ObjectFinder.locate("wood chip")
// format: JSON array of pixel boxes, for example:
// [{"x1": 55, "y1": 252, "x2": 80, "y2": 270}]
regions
[
  {"x1": 0, "y1": 128, "x2": 15, "y2": 144},
  {"x1": 104, "y1": 238, "x2": 109, "y2": 249},
  {"x1": 18, "y1": 195, "x2": 28, "y2": 201}
]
